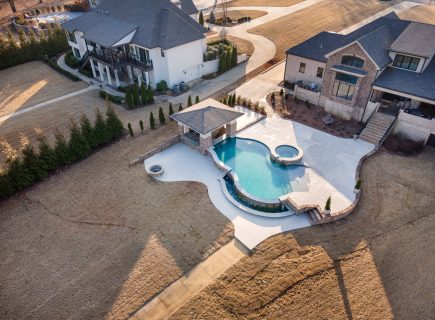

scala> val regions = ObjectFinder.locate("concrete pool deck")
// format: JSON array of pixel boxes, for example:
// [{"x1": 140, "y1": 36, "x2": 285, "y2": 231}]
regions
[{"x1": 145, "y1": 117, "x2": 374, "y2": 249}]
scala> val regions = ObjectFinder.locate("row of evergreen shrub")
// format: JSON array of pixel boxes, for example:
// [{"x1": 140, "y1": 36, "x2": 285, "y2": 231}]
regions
[
  {"x1": 0, "y1": 27, "x2": 69, "y2": 70},
  {"x1": 64, "y1": 51, "x2": 80, "y2": 69},
  {"x1": 125, "y1": 83, "x2": 154, "y2": 109},
  {"x1": 0, "y1": 105, "x2": 124, "y2": 200},
  {"x1": 99, "y1": 91, "x2": 124, "y2": 104}
]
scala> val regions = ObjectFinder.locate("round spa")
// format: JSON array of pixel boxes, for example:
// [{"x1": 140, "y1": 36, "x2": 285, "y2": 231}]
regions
[
  {"x1": 147, "y1": 164, "x2": 164, "y2": 177},
  {"x1": 272, "y1": 145, "x2": 303, "y2": 165}
]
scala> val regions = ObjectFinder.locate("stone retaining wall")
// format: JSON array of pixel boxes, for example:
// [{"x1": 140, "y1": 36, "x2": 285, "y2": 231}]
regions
[{"x1": 129, "y1": 134, "x2": 181, "y2": 166}]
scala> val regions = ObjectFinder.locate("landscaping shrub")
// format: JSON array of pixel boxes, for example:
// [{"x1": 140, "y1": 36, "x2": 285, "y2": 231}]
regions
[
  {"x1": 0, "y1": 27, "x2": 68, "y2": 70},
  {"x1": 199, "y1": 10, "x2": 204, "y2": 25},
  {"x1": 132, "y1": 84, "x2": 140, "y2": 106},
  {"x1": 156, "y1": 80, "x2": 168, "y2": 92},
  {"x1": 43, "y1": 57, "x2": 80, "y2": 81},
  {"x1": 140, "y1": 83, "x2": 148, "y2": 104},
  {"x1": 178, "y1": 104, "x2": 183, "y2": 111},
  {"x1": 139, "y1": 120, "x2": 144, "y2": 133},
  {"x1": 158, "y1": 107, "x2": 166, "y2": 125},
  {"x1": 0, "y1": 106, "x2": 125, "y2": 200},
  {"x1": 79, "y1": 67, "x2": 92, "y2": 78},
  {"x1": 169, "y1": 103, "x2": 174, "y2": 120},
  {"x1": 147, "y1": 87, "x2": 154, "y2": 103},
  {"x1": 99, "y1": 91, "x2": 123, "y2": 104},
  {"x1": 127, "y1": 123, "x2": 134, "y2": 137},
  {"x1": 187, "y1": 95, "x2": 192, "y2": 107},
  {"x1": 125, "y1": 87, "x2": 134, "y2": 109},
  {"x1": 149, "y1": 112, "x2": 156, "y2": 129},
  {"x1": 325, "y1": 196, "x2": 331, "y2": 211},
  {"x1": 209, "y1": 11, "x2": 216, "y2": 24},
  {"x1": 355, "y1": 180, "x2": 361, "y2": 190},
  {"x1": 195, "y1": 96, "x2": 200, "y2": 104},
  {"x1": 65, "y1": 51, "x2": 80, "y2": 69}
]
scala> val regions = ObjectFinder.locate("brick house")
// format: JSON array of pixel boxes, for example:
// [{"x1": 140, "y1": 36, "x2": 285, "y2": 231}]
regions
[{"x1": 284, "y1": 13, "x2": 435, "y2": 145}]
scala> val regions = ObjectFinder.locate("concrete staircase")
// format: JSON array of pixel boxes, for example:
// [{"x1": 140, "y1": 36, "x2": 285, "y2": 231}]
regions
[
  {"x1": 359, "y1": 112, "x2": 396, "y2": 145},
  {"x1": 307, "y1": 209, "x2": 326, "y2": 224}
]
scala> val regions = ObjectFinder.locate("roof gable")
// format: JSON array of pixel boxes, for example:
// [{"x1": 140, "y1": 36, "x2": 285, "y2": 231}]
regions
[{"x1": 390, "y1": 22, "x2": 435, "y2": 58}]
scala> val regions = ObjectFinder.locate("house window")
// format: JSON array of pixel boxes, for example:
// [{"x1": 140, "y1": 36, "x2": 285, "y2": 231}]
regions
[
  {"x1": 393, "y1": 54, "x2": 420, "y2": 71},
  {"x1": 341, "y1": 55, "x2": 364, "y2": 68},
  {"x1": 316, "y1": 67, "x2": 324, "y2": 78},
  {"x1": 66, "y1": 31, "x2": 76, "y2": 43},
  {"x1": 137, "y1": 47, "x2": 150, "y2": 64},
  {"x1": 332, "y1": 72, "x2": 357, "y2": 101},
  {"x1": 161, "y1": 49, "x2": 165, "y2": 57},
  {"x1": 299, "y1": 62, "x2": 306, "y2": 73},
  {"x1": 73, "y1": 47, "x2": 81, "y2": 59}
]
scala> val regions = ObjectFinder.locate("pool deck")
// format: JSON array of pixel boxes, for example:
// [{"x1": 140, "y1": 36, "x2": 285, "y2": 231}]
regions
[
  {"x1": 145, "y1": 115, "x2": 374, "y2": 249},
  {"x1": 236, "y1": 118, "x2": 375, "y2": 215}
]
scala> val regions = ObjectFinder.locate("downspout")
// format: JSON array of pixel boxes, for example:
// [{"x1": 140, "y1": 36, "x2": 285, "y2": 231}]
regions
[{"x1": 360, "y1": 68, "x2": 379, "y2": 122}]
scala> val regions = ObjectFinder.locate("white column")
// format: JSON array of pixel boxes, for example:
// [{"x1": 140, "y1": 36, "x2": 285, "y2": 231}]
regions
[
  {"x1": 114, "y1": 69, "x2": 120, "y2": 87},
  {"x1": 144, "y1": 71, "x2": 149, "y2": 87},
  {"x1": 90, "y1": 59, "x2": 97, "y2": 78},
  {"x1": 97, "y1": 62, "x2": 105, "y2": 82},
  {"x1": 105, "y1": 65, "x2": 112, "y2": 86},
  {"x1": 137, "y1": 71, "x2": 142, "y2": 87},
  {"x1": 127, "y1": 66, "x2": 134, "y2": 83}
]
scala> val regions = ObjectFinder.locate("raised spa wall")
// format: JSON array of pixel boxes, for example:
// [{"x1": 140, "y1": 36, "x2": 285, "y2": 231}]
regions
[{"x1": 270, "y1": 145, "x2": 304, "y2": 165}]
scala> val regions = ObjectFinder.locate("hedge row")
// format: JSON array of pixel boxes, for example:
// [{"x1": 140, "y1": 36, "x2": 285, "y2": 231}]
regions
[
  {"x1": 0, "y1": 106, "x2": 124, "y2": 200},
  {"x1": 0, "y1": 27, "x2": 69, "y2": 70}
]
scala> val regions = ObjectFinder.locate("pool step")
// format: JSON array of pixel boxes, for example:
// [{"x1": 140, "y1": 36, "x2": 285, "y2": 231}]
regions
[{"x1": 307, "y1": 209, "x2": 325, "y2": 224}]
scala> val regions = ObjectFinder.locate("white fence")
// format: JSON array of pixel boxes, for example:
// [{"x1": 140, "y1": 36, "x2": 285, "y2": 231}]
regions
[{"x1": 294, "y1": 85, "x2": 321, "y2": 105}]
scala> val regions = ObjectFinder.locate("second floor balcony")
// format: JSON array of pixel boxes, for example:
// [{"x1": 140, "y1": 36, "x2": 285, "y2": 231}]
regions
[{"x1": 88, "y1": 48, "x2": 153, "y2": 72}]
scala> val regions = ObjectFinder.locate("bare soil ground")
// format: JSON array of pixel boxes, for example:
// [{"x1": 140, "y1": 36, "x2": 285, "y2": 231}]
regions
[
  {"x1": 226, "y1": 0, "x2": 304, "y2": 7},
  {"x1": 205, "y1": 9, "x2": 267, "y2": 21},
  {"x1": 248, "y1": 0, "x2": 393, "y2": 61},
  {"x1": 170, "y1": 148, "x2": 435, "y2": 320},
  {"x1": 0, "y1": 61, "x2": 87, "y2": 117},
  {"x1": 0, "y1": 122, "x2": 234, "y2": 320},
  {"x1": 398, "y1": 5, "x2": 435, "y2": 24},
  {"x1": 268, "y1": 92, "x2": 362, "y2": 138},
  {"x1": 208, "y1": 34, "x2": 255, "y2": 56}
]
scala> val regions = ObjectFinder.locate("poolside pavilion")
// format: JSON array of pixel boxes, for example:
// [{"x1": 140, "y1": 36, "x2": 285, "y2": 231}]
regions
[{"x1": 170, "y1": 98, "x2": 244, "y2": 154}]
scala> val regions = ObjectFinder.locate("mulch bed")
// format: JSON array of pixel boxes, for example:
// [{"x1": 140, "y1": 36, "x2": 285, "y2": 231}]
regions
[{"x1": 267, "y1": 92, "x2": 362, "y2": 138}]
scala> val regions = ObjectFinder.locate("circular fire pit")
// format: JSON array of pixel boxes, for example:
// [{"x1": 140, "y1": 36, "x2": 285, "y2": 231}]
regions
[{"x1": 147, "y1": 164, "x2": 164, "y2": 177}]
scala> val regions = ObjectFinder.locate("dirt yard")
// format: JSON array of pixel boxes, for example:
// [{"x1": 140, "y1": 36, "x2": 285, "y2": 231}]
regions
[
  {"x1": 206, "y1": 9, "x2": 267, "y2": 21},
  {"x1": 170, "y1": 148, "x2": 435, "y2": 320},
  {"x1": 398, "y1": 5, "x2": 435, "y2": 24},
  {"x1": 226, "y1": 0, "x2": 303, "y2": 7},
  {"x1": 208, "y1": 34, "x2": 255, "y2": 56},
  {"x1": 0, "y1": 61, "x2": 87, "y2": 117},
  {"x1": 0, "y1": 121, "x2": 234, "y2": 320},
  {"x1": 248, "y1": 0, "x2": 393, "y2": 61}
]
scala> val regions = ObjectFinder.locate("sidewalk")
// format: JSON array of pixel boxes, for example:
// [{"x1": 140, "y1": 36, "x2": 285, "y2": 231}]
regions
[{"x1": 131, "y1": 239, "x2": 249, "y2": 320}]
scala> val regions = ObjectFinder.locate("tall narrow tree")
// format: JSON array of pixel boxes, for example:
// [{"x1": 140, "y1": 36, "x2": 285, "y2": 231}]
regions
[{"x1": 198, "y1": 10, "x2": 204, "y2": 26}]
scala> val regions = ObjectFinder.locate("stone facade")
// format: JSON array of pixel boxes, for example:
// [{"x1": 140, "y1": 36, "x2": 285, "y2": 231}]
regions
[
  {"x1": 320, "y1": 43, "x2": 378, "y2": 121},
  {"x1": 226, "y1": 121, "x2": 237, "y2": 137},
  {"x1": 200, "y1": 134, "x2": 213, "y2": 152}
]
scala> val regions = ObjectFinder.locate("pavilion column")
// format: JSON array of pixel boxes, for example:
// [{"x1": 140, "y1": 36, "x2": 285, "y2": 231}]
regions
[
  {"x1": 200, "y1": 133, "x2": 212, "y2": 153},
  {"x1": 226, "y1": 120, "x2": 237, "y2": 137},
  {"x1": 105, "y1": 65, "x2": 112, "y2": 86}
]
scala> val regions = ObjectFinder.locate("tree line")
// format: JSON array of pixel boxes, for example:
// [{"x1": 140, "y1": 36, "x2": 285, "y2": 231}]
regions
[
  {"x1": 0, "y1": 27, "x2": 68, "y2": 70},
  {"x1": 0, "y1": 104, "x2": 124, "y2": 200}
]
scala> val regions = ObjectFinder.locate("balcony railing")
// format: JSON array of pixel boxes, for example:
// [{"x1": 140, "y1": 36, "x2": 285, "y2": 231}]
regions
[{"x1": 88, "y1": 49, "x2": 153, "y2": 71}]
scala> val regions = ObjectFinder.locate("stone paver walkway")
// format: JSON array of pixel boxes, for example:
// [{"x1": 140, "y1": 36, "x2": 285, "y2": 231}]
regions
[{"x1": 130, "y1": 239, "x2": 249, "y2": 320}]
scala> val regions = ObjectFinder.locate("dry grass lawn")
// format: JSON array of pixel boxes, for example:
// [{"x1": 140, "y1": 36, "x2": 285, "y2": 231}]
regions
[
  {"x1": 398, "y1": 5, "x2": 435, "y2": 24},
  {"x1": 208, "y1": 35, "x2": 255, "y2": 56},
  {"x1": 249, "y1": 0, "x2": 393, "y2": 61},
  {"x1": 0, "y1": 123, "x2": 234, "y2": 320},
  {"x1": 0, "y1": 61, "x2": 87, "y2": 117},
  {"x1": 226, "y1": 0, "x2": 304, "y2": 7},
  {"x1": 170, "y1": 148, "x2": 435, "y2": 320},
  {"x1": 0, "y1": 90, "x2": 176, "y2": 168},
  {"x1": 205, "y1": 9, "x2": 267, "y2": 21}
]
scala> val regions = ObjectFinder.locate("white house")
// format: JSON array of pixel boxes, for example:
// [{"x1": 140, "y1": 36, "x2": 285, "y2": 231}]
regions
[{"x1": 62, "y1": 0, "x2": 206, "y2": 89}]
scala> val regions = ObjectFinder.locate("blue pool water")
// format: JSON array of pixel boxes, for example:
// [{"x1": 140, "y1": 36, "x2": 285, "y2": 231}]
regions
[
  {"x1": 276, "y1": 145, "x2": 299, "y2": 158},
  {"x1": 214, "y1": 138, "x2": 305, "y2": 200}
]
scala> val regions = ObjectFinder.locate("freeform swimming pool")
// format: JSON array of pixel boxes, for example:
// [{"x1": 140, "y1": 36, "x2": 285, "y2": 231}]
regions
[{"x1": 213, "y1": 138, "x2": 306, "y2": 200}]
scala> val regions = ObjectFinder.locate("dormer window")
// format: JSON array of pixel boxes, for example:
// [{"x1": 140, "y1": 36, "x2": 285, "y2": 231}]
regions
[
  {"x1": 341, "y1": 55, "x2": 364, "y2": 68},
  {"x1": 393, "y1": 54, "x2": 419, "y2": 71}
]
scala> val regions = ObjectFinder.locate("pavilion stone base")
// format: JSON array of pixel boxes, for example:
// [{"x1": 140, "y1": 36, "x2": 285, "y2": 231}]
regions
[{"x1": 226, "y1": 121, "x2": 237, "y2": 137}]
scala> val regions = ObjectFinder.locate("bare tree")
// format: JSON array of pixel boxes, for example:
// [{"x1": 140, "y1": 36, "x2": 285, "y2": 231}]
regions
[{"x1": 220, "y1": 0, "x2": 229, "y2": 39}]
